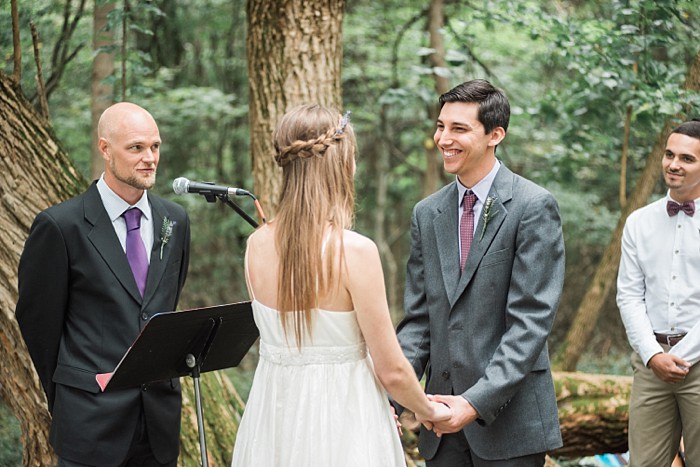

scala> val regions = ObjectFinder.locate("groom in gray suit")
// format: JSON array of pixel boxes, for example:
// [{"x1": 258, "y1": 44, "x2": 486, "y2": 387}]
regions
[{"x1": 396, "y1": 79, "x2": 564, "y2": 466}]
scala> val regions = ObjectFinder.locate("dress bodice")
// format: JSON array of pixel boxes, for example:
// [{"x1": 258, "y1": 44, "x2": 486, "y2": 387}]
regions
[{"x1": 252, "y1": 299, "x2": 367, "y2": 365}]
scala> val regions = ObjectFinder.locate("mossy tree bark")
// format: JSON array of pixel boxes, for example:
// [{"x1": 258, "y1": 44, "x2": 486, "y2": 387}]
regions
[
  {"x1": 552, "y1": 371, "x2": 631, "y2": 457},
  {"x1": 247, "y1": 0, "x2": 345, "y2": 216},
  {"x1": 0, "y1": 72, "x2": 84, "y2": 467}
]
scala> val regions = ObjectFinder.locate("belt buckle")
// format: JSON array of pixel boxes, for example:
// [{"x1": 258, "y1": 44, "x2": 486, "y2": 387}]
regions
[{"x1": 665, "y1": 334, "x2": 684, "y2": 346}]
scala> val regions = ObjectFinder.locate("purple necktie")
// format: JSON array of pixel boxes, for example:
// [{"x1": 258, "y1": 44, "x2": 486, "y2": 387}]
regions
[
  {"x1": 460, "y1": 191, "x2": 478, "y2": 271},
  {"x1": 666, "y1": 200, "x2": 695, "y2": 217},
  {"x1": 123, "y1": 208, "x2": 149, "y2": 296}
]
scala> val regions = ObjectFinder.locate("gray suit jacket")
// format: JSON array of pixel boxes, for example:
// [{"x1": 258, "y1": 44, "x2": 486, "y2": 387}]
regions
[{"x1": 397, "y1": 164, "x2": 564, "y2": 460}]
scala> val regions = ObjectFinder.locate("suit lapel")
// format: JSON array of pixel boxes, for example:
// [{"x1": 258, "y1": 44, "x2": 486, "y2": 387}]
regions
[
  {"x1": 84, "y1": 184, "x2": 143, "y2": 304},
  {"x1": 433, "y1": 186, "x2": 461, "y2": 305},
  {"x1": 451, "y1": 165, "x2": 514, "y2": 308}
]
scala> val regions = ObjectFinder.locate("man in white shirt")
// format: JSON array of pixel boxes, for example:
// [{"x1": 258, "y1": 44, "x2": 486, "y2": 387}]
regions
[{"x1": 617, "y1": 119, "x2": 700, "y2": 466}]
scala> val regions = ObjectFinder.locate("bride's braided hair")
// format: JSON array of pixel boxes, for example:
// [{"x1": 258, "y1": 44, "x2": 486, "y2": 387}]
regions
[
  {"x1": 271, "y1": 105, "x2": 355, "y2": 347},
  {"x1": 274, "y1": 111, "x2": 351, "y2": 167}
]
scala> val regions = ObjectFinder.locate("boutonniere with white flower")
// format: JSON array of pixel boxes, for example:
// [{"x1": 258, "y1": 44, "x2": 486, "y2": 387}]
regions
[
  {"x1": 160, "y1": 217, "x2": 175, "y2": 260},
  {"x1": 480, "y1": 196, "x2": 498, "y2": 241}
]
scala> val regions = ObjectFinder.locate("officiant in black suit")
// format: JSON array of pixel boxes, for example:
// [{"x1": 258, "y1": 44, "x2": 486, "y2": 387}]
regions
[{"x1": 16, "y1": 102, "x2": 190, "y2": 466}]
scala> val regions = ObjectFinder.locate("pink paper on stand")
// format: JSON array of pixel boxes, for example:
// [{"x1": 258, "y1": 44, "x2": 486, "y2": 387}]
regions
[{"x1": 96, "y1": 373, "x2": 114, "y2": 392}]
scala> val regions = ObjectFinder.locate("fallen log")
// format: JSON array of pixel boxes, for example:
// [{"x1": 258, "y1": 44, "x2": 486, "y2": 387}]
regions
[{"x1": 552, "y1": 371, "x2": 631, "y2": 458}]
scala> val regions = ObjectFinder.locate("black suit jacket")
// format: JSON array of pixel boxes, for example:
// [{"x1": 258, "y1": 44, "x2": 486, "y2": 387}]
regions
[{"x1": 16, "y1": 182, "x2": 190, "y2": 466}]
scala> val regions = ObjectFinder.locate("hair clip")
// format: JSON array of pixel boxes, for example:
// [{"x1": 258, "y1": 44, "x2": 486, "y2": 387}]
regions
[{"x1": 335, "y1": 111, "x2": 351, "y2": 136}]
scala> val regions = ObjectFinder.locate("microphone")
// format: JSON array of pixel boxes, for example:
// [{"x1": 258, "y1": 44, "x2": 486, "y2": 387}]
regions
[{"x1": 172, "y1": 177, "x2": 250, "y2": 197}]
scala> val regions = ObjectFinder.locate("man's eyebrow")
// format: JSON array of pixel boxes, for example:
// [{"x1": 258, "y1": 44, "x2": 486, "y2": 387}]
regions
[
  {"x1": 447, "y1": 120, "x2": 474, "y2": 129},
  {"x1": 125, "y1": 138, "x2": 161, "y2": 146},
  {"x1": 666, "y1": 149, "x2": 698, "y2": 159}
]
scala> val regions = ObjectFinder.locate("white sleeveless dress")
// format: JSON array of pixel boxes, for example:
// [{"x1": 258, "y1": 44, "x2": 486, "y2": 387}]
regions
[{"x1": 231, "y1": 298, "x2": 406, "y2": 466}]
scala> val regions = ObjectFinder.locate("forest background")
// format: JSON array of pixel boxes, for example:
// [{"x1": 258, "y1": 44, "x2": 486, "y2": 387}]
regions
[{"x1": 2, "y1": 0, "x2": 700, "y2": 465}]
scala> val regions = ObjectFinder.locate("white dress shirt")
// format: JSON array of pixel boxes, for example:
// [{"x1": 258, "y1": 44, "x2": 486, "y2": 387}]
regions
[
  {"x1": 96, "y1": 175, "x2": 154, "y2": 264},
  {"x1": 617, "y1": 192, "x2": 700, "y2": 365},
  {"x1": 457, "y1": 160, "x2": 501, "y2": 254}
]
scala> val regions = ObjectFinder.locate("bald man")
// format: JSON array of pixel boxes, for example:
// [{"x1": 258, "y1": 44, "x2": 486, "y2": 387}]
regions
[{"x1": 16, "y1": 102, "x2": 191, "y2": 466}]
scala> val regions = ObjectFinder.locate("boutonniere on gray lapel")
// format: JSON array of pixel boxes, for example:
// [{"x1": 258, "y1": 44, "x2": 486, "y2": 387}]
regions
[
  {"x1": 160, "y1": 217, "x2": 176, "y2": 260},
  {"x1": 480, "y1": 196, "x2": 498, "y2": 241}
]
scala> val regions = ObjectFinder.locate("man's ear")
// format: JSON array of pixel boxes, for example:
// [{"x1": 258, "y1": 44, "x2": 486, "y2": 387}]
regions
[
  {"x1": 488, "y1": 127, "x2": 506, "y2": 147},
  {"x1": 98, "y1": 137, "x2": 110, "y2": 162}
]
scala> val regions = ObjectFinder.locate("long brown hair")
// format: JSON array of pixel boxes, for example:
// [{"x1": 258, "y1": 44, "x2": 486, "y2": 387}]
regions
[{"x1": 273, "y1": 104, "x2": 356, "y2": 345}]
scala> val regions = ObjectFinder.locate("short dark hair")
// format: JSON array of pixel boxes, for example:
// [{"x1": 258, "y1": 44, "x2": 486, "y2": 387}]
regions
[
  {"x1": 671, "y1": 119, "x2": 700, "y2": 140},
  {"x1": 438, "y1": 79, "x2": 510, "y2": 134}
]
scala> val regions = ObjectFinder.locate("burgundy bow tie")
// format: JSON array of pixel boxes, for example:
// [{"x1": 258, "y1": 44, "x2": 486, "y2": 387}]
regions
[{"x1": 667, "y1": 200, "x2": 695, "y2": 217}]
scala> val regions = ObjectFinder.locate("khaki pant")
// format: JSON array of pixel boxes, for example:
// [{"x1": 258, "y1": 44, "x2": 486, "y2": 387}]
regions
[{"x1": 629, "y1": 348, "x2": 700, "y2": 467}]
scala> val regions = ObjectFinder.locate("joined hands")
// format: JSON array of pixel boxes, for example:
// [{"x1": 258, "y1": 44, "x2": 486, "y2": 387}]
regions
[{"x1": 415, "y1": 394, "x2": 479, "y2": 437}]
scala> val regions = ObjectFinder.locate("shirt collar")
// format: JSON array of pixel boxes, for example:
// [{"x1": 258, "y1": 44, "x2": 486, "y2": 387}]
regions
[
  {"x1": 666, "y1": 190, "x2": 700, "y2": 206},
  {"x1": 457, "y1": 160, "x2": 501, "y2": 205},
  {"x1": 96, "y1": 174, "x2": 151, "y2": 222}
]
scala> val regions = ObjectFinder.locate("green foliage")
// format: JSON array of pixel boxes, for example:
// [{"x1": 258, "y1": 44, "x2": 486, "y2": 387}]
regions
[
  {"x1": 528, "y1": 0, "x2": 699, "y2": 201},
  {"x1": 344, "y1": 0, "x2": 442, "y2": 248},
  {"x1": 346, "y1": 0, "x2": 700, "y2": 360},
  {"x1": 550, "y1": 185, "x2": 617, "y2": 249},
  {"x1": 0, "y1": 400, "x2": 21, "y2": 466},
  {"x1": 8, "y1": 0, "x2": 700, "y2": 371},
  {"x1": 6, "y1": 3, "x2": 700, "y2": 463}
]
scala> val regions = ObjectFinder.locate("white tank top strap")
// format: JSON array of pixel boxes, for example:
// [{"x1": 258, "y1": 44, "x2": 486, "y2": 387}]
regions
[
  {"x1": 244, "y1": 242, "x2": 256, "y2": 301},
  {"x1": 315, "y1": 231, "x2": 334, "y2": 307}
]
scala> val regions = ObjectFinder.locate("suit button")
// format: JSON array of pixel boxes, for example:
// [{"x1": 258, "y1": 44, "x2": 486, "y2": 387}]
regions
[
  {"x1": 452, "y1": 362, "x2": 460, "y2": 369},
  {"x1": 442, "y1": 370, "x2": 450, "y2": 380},
  {"x1": 141, "y1": 384, "x2": 148, "y2": 391},
  {"x1": 141, "y1": 312, "x2": 148, "y2": 321}
]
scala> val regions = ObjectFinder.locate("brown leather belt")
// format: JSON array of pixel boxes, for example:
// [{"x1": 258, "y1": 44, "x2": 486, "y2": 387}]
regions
[{"x1": 655, "y1": 332, "x2": 687, "y2": 347}]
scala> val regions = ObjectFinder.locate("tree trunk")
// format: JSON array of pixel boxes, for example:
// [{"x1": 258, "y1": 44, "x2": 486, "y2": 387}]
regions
[
  {"x1": 247, "y1": 0, "x2": 345, "y2": 216},
  {"x1": 376, "y1": 106, "x2": 399, "y2": 318},
  {"x1": 553, "y1": 48, "x2": 700, "y2": 371},
  {"x1": 90, "y1": 0, "x2": 115, "y2": 181},
  {"x1": 0, "y1": 72, "x2": 85, "y2": 467},
  {"x1": 423, "y1": 0, "x2": 449, "y2": 198}
]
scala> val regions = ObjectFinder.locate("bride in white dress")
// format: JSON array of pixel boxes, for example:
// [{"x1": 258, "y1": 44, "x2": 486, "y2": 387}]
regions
[{"x1": 231, "y1": 104, "x2": 450, "y2": 467}]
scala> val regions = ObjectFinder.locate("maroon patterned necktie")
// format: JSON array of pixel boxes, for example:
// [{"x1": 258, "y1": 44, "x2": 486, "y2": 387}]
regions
[
  {"x1": 122, "y1": 208, "x2": 149, "y2": 296},
  {"x1": 460, "y1": 191, "x2": 478, "y2": 271},
  {"x1": 666, "y1": 200, "x2": 695, "y2": 217}
]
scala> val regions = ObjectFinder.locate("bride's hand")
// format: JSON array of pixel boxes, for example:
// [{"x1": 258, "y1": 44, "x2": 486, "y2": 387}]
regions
[
  {"x1": 390, "y1": 405, "x2": 402, "y2": 437},
  {"x1": 415, "y1": 398, "x2": 452, "y2": 432},
  {"x1": 427, "y1": 399, "x2": 452, "y2": 422}
]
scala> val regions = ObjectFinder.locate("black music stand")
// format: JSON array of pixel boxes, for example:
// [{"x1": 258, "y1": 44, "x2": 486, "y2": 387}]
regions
[{"x1": 96, "y1": 301, "x2": 259, "y2": 467}]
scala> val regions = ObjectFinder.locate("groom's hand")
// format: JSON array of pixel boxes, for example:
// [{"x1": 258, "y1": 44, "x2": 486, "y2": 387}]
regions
[{"x1": 426, "y1": 394, "x2": 478, "y2": 436}]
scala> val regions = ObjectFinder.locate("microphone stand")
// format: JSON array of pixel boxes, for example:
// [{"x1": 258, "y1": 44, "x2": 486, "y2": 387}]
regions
[{"x1": 202, "y1": 193, "x2": 259, "y2": 228}]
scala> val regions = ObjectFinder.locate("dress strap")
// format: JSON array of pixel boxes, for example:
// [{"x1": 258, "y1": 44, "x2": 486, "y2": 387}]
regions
[
  {"x1": 244, "y1": 241, "x2": 256, "y2": 301},
  {"x1": 314, "y1": 231, "x2": 334, "y2": 308}
]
